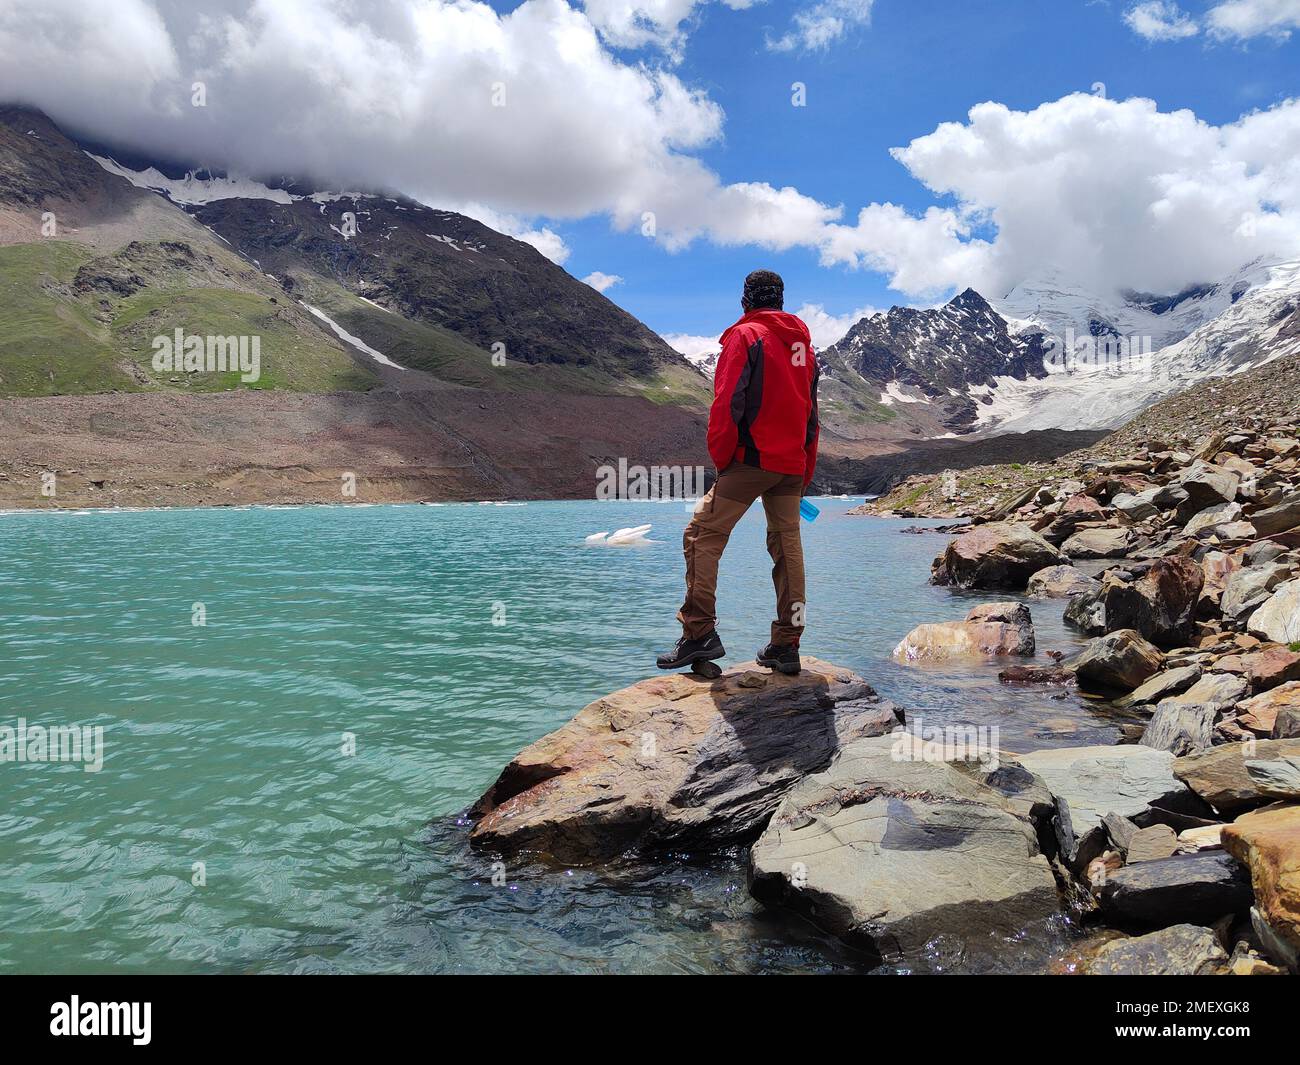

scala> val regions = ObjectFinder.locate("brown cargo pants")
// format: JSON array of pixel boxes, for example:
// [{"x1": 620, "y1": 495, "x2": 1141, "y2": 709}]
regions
[{"x1": 677, "y1": 465, "x2": 806, "y2": 646}]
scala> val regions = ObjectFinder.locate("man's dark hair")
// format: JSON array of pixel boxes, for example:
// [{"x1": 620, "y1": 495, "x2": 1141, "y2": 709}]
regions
[{"x1": 742, "y1": 269, "x2": 784, "y2": 311}]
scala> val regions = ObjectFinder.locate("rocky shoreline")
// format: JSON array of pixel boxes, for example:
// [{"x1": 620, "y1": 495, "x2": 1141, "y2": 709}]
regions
[{"x1": 464, "y1": 417, "x2": 1300, "y2": 975}]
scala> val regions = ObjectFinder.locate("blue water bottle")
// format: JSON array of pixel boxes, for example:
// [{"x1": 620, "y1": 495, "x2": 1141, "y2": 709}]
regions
[{"x1": 799, "y1": 498, "x2": 820, "y2": 523}]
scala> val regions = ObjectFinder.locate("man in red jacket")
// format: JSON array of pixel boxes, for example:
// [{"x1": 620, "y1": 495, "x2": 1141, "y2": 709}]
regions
[{"x1": 657, "y1": 270, "x2": 819, "y2": 676}]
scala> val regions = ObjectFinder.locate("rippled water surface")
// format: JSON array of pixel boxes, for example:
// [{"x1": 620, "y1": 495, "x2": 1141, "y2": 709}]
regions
[{"x1": 0, "y1": 500, "x2": 1122, "y2": 973}]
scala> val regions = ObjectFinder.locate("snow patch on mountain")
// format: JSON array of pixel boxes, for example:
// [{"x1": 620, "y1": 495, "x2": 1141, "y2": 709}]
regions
[{"x1": 86, "y1": 154, "x2": 295, "y2": 205}]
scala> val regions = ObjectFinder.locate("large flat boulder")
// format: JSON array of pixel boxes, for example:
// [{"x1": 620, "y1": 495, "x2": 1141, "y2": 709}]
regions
[
  {"x1": 1114, "y1": 664, "x2": 1202, "y2": 710},
  {"x1": 930, "y1": 522, "x2": 1064, "y2": 590},
  {"x1": 892, "y1": 602, "x2": 1035, "y2": 662},
  {"x1": 1083, "y1": 924, "x2": 1227, "y2": 975},
  {"x1": 748, "y1": 734, "x2": 1059, "y2": 962},
  {"x1": 1173, "y1": 738, "x2": 1300, "y2": 814},
  {"x1": 1016, "y1": 744, "x2": 1188, "y2": 870},
  {"x1": 1222, "y1": 804, "x2": 1300, "y2": 970},
  {"x1": 1097, "y1": 851, "x2": 1253, "y2": 928},
  {"x1": 468, "y1": 658, "x2": 902, "y2": 864}
]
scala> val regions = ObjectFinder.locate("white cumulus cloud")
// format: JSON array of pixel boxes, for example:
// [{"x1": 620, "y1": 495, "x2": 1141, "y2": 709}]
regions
[
  {"x1": 766, "y1": 0, "x2": 874, "y2": 52},
  {"x1": 1123, "y1": 1, "x2": 1199, "y2": 40},
  {"x1": 582, "y1": 270, "x2": 624, "y2": 291}
]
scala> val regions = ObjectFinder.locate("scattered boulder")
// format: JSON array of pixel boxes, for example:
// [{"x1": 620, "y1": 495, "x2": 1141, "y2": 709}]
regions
[
  {"x1": 1237, "y1": 683, "x2": 1300, "y2": 738},
  {"x1": 1141, "y1": 702, "x2": 1217, "y2": 756},
  {"x1": 1248, "y1": 579, "x2": 1300, "y2": 644},
  {"x1": 1173, "y1": 738, "x2": 1300, "y2": 814},
  {"x1": 1016, "y1": 745, "x2": 1187, "y2": 870},
  {"x1": 1084, "y1": 924, "x2": 1227, "y2": 975},
  {"x1": 1163, "y1": 671, "x2": 1250, "y2": 712},
  {"x1": 930, "y1": 523, "x2": 1065, "y2": 590},
  {"x1": 1073, "y1": 629, "x2": 1165, "y2": 693},
  {"x1": 1275, "y1": 707, "x2": 1300, "y2": 740},
  {"x1": 1223, "y1": 804, "x2": 1300, "y2": 970},
  {"x1": 1063, "y1": 585, "x2": 1106, "y2": 634},
  {"x1": 998, "y1": 663, "x2": 1074, "y2": 685},
  {"x1": 1174, "y1": 462, "x2": 1240, "y2": 520},
  {"x1": 1185, "y1": 500, "x2": 1243, "y2": 537},
  {"x1": 1102, "y1": 555, "x2": 1204, "y2": 649},
  {"x1": 1221, "y1": 563, "x2": 1292, "y2": 621},
  {"x1": 1062, "y1": 526, "x2": 1131, "y2": 559},
  {"x1": 747, "y1": 734, "x2": 1059, "y2": 961},
  {"x1": 1097, "y1": 851, "x2": 1253, "y2": 928},
  {"x1": 892, "y1": 602, "x2": 1035, "y2": 662},
  {"x1": 1026, "y1": 564, "x2": 1101, "y2": 599},
  {"x1": 1125, "y1": 823, "x2": 1179, "y2": 863},
  {"x1": 1111, "y1": 488, "x2": 1161, "y2": 522},
  {"x1": 1115, "y1": 665, "x2": 1202, "y2": 710},
  {"x1": 469, "y1": 659, "x2": 903, "y2": 863},
  {"x1": 1250, "y1": 494, "x2": 1300, "y2": 537},
  {"x1": 1240, "y1": 648, "x2": 1300, "y2": 692}
]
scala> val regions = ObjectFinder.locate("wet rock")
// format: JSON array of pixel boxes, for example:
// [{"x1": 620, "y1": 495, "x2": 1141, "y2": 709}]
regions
[
  {"x1": 1102, "y1": 555, "x2": 1204, "y2": 649},
  {"x1": 1250, "y1": 494, "x2": 1300, "y2": 537},
  {"x1": 1223, "y1": 805, "x2": 1300, "y2": 970},
  {"x1": 1115, "y1": 665, "x2": 1202, "y2": 710},
  {"x1": 998, "y1": 663, "x2": 1075, "y2": 687},
  {"x1": 469, "y1": 658, "x2": 903, "y2": 863},
  {"x1": 1017, "y1": 745, "x2": 1187, "y2": 870},
  {"x1": 747, "y1": 734, "x2": 1059, "y2": 961},
  {"x1": 1063, "y1": 584, "x2": 1107, "y2": 634},
  {"x1": 1084, "y1": 924, "x2": 1227, "y2": 975},
  {"x1": 1097, "y1": 851, "x2": 1253, "y2": 928},
  {"x1": 892, "y1": 602, "x2": 1035, "y2": 662},
  {"x1": 1062, "y1": 526, "x2": 1131, "y2": 559},
  {"x1": 1027, "y1": 564, "x2": 1101, "y2": 599},
  {"x1": 1248, "y1": 579, "x2": 1300, "y2": 643},
  {"x1": 1074, "y1": 629, "x2": 1165, "y2": 693},
  {"x1": 1173, "y1": 738, "x2": 1300, "y2": 814},
  {"x1": 930, "y1": 522, "x2": 1064, "y2": 590},
  {"x1": 1141, "y1": 702, "x2": 1218, "y2": 756}
]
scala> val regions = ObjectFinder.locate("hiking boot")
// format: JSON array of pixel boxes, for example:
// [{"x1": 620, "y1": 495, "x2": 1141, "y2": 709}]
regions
[
  {"x1": 657, "y1": 631, "x2": 725, "y2": 670},
  {"x1": 756, "y1": 642, "x2": 801, "y2": 675}
]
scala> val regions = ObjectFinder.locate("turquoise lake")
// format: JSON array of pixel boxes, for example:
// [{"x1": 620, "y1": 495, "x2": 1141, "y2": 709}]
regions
[{"x1": 0, "y1": 499, "x2": 1127, "y2": 974}]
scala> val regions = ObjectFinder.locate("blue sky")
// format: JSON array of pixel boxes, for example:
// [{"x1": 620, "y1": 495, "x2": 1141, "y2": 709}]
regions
[{"x1": 543, "y1": 0, "x2": 1300, "y2": 341}]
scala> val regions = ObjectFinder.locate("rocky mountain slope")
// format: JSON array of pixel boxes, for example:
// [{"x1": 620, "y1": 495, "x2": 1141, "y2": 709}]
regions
[
  {"x1": 0, "y1": 105, "x2": 714, "y2": 506},
  {"x1": 820, "y1": 288, "x2": 1052, "y2": 434}
]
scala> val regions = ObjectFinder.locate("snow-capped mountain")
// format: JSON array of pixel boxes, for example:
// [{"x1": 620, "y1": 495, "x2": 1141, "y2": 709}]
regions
[
  {"x1": 820, "y1": 288, "x2": 1051, "y2": 433},
  {"x1": 810, "y1": 256, "x2": 1300, "y2": 438},
  {"x1": 976, "y1": 256, "x2": 1300, "y2": 433}
]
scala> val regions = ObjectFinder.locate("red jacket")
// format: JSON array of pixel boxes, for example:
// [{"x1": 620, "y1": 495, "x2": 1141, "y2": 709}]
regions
[{"x1": 708, "y1": 310, "x2": 820, "y2": 485}]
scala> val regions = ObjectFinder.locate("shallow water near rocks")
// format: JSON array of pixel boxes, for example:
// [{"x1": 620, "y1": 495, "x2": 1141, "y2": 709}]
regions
[{"x1": 0, "y1": 499, "x2": 1121, "y2": 973}]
